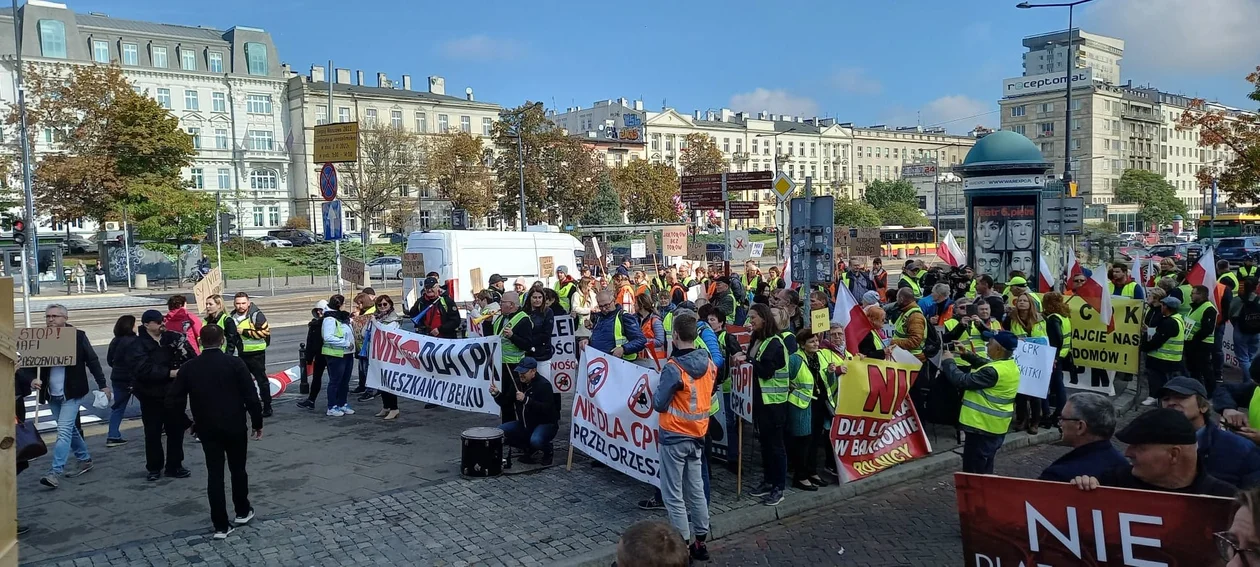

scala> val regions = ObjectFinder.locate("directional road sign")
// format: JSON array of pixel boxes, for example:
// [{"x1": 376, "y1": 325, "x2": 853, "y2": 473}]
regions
[
  {"x1": 322, "y1": 199, "x2": 343, "y2": 241},
  {"x1": 319, "y1": 162, "x2": 338, "y2": 202}
]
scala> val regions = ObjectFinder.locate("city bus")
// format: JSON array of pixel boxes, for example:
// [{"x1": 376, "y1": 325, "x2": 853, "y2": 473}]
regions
[
  {"x1": 1197, "y1": 213, "x2": 1260, "y2": 241},
  {"x1": 880, "y1": 226, "x2": 938, "y2": 257}
]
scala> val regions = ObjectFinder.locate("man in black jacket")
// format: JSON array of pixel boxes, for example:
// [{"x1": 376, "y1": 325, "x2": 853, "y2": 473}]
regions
[
  {"x1": 167, "y1": 325, "x2": 263, "y2": 539},
  {"x1": 36, "y1": 304, "x2": 107, "y2": 489},
  {"x1": 296, "y1": 300, "x2": 328, "y2": 410},
  {"x1": 126, "y1": 309, "x2": 194, "y2": 482},
  {"x1": 492, "y1": 357, "x2": 558, "y2": 465},
  {"x1": 409, "y1": 277, "x2": 460, "y2": 338}
]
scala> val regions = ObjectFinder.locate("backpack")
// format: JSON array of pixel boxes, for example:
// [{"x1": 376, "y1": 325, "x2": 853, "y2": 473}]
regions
[{"x1": 1239, "y1": 296, "x2": 1260, "y2": 335}]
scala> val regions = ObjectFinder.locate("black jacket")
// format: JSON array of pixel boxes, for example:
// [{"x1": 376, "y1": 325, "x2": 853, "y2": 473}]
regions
[
  {"x1": 36, "y1": 326, "x2": 106, "y2": 403},
  {"x1": 1141, "y1": 313, "x2": 1181, "y2": 354},
  {"x1": 528, "y1": 309, "x2": 555, "y2": 361},
  {"x1": 126, "y1": 330, "x2": 194, "y2": 399},
  {"x1": 304, "y1": 317, "x2": 324, "y2": 364},
  {"x1": 409, "y1": 295, "x2": 460, "y2": 338},
  {"x1": 205, "y1": 312, "x2": 244, "y2": 356},
  {"x1": 482, "y1": 310, "x2": 535, "y2": 356},
  {"x1": 166, "y1": 348, "x2": 263, "y2": 435},
  {"x1": 106, "y1": 333, "x2": 138, "y2": 386},
  {"x1": 514, "y1": 376, "x2": 559, "y2": 429}
]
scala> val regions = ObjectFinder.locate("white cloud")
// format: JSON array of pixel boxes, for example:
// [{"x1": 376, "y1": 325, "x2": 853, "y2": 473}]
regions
[
  {"x1": 831, "y1": 67, "x2": 883, "y2": 95},
  {"x1": 1090, "y1": 0, "x2": 1260, "y2": 73},
  {"x1": 882, "y1": 95, "x2": 995, "y2": 134},
  {"x1": 728, "y1": 88, "x2": 820, "y2": 117},
  {"x1": 437, "y1": 35, "x2": 524, "y2": 62}
]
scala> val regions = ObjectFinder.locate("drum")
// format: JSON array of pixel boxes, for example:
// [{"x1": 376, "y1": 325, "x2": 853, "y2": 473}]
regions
[{"x1": 460, "y1": 426, "x2": 504, "y2": 478}]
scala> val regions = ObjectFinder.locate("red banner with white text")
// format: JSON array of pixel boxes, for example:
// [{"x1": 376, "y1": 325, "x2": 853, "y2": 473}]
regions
[{"x1": 830, "y1": 358, "x2": 932, "y2": 482}]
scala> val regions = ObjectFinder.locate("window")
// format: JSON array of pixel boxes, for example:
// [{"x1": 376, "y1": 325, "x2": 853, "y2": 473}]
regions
[
  {"x1": 390, "y1": 109, "x2": 403, "y2": 129},
  {"x1": 184, "y1": 89, "x2": 199, "y2": 111},
  {"x1": 723, "y1": 138, "x2": 730, "y2": 152},
  {"x1": 1104, "y1": 139, "x2": 1112, "y2": 150},
  {"x1": 217, "y1": 168, "x2": 232, "y2": 189},
  {"x1": 482, "y1": 117, "x2": 493, "y2": 136},
  {"x1": 253, "y1": 206, "x2": 264, "y2": 227},
  {"x1": 415, "y1": 112, "x2": 427, "y2": 133},
  {"x1": 212, "y1": 92, "x2": 226, "y2": 113},
  {"x1": 1071, "y1": 100, "x2": 1083, "y2": 111},
  {"x1": 37, "y1": 20, "x2": 66, "y2": 58},
  {"x1": 122, "y1": 43, "x2": 138, "y2": 65},
  {"x1": 1011, "y1": 105, "x2": 1026, "y2": 117},
  {"x1": 1012, "y1": 124, "x2": 1026, "y2": 136},
  {"x1": 189, "y1": 168, "x2": 204, "y2": 189},
  {"x1": 244, "y1": 42, "x2": 268, "y2": 75},
  {"x1": 1039, "y1": 102, "x2": 1053, "y2": 113},
  {"x1": 365, "y1": 108, "x2": 377, "y2": 125},
  {"x1": 246, "y1": 94, "x2": 272, "y2": 114},
  {"x1": 215, "y1": 128, "x2": 228, "y2": 149},
  {"x1": 1071, "y1": 138, "x2": 1081, "y2": 151},
  {"x1": 247, "y1": 130, "x2": 274, "y2": 151},
  {"x1": 92, "y1": 40, "x2": 109, "y2": 63},
  {"x1": 42, "y1": 127, "x2": 54, "y2": 144},
  {"x1": 156, "y1": 88, "x2": 171, "y2": 109},
  {"x1": 180, "y1": 48, "x2": 196, "y2": 71},
  {"x1": 208, "y1": 52, "x2": 223, "y2": 73},
  {"x1": 460, "y1": 116, "x2": 471, "y2": 133},
  {"x1": 810, "y1": 143, "x2": 816, "y2": 157},
  {"x1": 788, "y1": 142, "x2": 795, "y2": 155},
  {"x1": 651, "y1": 134, "x2": 660, "y2": 150},
  {"x1": 1040, "y1": 142, "x2": 1052, "y2": 154},
  {"x1": 249, "y1": 169, "x2": 277, "y2": 190},
  {"x1": 315, "y1": 105, "x2": 328, "y2": 125},
  {"x1": 418, "y1": 211, "x2": 431, "y2": 230},
  {"x1": 735, "y1": 139, "x2": 742, "y2": 154},
  {"x1": 188, "y1": 127, "x2": 201, "y2": 149},
  {"x1": 268, "y1": 206, "x2": 281, "y2": 227},
  {"x1": 1039, "y1": 122, "x2": 1053, "y2": 134},
  {"x1": 152, "y1": 46, "x2": 168, "y2": 68},
  {"x1": 438, "y1": 114, "x2": 449, "y2": 133},
  {"x1": 1071, "y1": 118, "x2": 1081, "y2": 130},
  {"x1": 338, "y1": 107, "x2": 350, "y2": 122}
]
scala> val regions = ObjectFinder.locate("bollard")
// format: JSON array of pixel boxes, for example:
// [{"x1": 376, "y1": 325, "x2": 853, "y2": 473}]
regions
[
  {"x1": 269, "y1": 268, "x2": 275, "y2": 296},
  {"x1": 298, "y1": 342, "x2": 309, "y2": 394},
  {"x1": 286, "y1": 272, "x2": 290, "y2": 286},
  {"x1": 310, "y1": 271, "x2": 315, "y2": 284},
  {"x1": 257, "y1": 271, "x2": 262, "y2": 287}
]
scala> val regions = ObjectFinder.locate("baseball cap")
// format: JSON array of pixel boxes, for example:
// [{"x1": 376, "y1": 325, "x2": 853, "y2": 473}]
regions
[
  {"x1": 1158, "y1": 376, "x2": 1207, "y2": 399},
  {"x1": 513, "y1": 277, "x2": 527, "y2": 287},
  {"x1": 715, "y1": 276, "x2": 732, "y2": 286},
  {"x1": 904, "y1": 260, "x2": 916, "y2": 269},
  {"x1": 424, "y1": 276, "x2": 440, "y2": 289},
  {"x1": 1007, "y1": 276, "x2": 1029, "y2": 287},
  {"x1": 141, "y1": 309, "x2": 164, "y2": 324},
  {"x1": 314, "y1": 299, "x2": 329, "y2": 311},
  {"x1": 980, "y1": 330, "x2": 1019, "y2": 351},
  {"x1": 514, "y1": 357, "x2": 539, "y2": 374},
  {"x1": 1115, "y1": 407, "x2": 1197, "y2": 446},
  {"x1": 488, "y1": 274, "x2": 507, "y2": 284},
  {"x1": 1160, "y1": 296, "x2": 1182, "y2": 309}
]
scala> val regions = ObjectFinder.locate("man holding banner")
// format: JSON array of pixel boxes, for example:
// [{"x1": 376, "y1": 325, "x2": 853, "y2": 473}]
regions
[
  {"x1": 940, "y1": 330, "x2": 1021, "y2": 474},
  {"x1": 492, "y1": 357, "x2": 559, "y2": 465}
]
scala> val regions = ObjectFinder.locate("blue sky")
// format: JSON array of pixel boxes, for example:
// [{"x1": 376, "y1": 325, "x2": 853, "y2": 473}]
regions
[{"x1": 66, "y1": 0, "x2": 1260, "y2": 133}]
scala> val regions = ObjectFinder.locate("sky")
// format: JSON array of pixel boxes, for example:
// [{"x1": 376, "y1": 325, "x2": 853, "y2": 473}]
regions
[{"x1": 61, "y1": 0, "x2": 1260, "y2": 134}]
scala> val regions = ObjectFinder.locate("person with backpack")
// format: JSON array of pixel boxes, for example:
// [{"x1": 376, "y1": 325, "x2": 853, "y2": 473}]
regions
[{"x1": 1232, "y1": 277, "x2": 1260, "y2": 382}]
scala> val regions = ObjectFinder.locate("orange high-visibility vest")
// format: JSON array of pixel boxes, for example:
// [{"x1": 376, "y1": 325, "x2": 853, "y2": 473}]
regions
[
  {"x1": 641, "y1": 313, "x2": 665, "y2": 363},
  {"x1": 658, "y1": 359, "x2": 716, "y2": 437}
]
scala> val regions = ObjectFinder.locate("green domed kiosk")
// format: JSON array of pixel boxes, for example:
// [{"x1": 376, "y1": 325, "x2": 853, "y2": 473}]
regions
[{"x1": 957, "y1": 131, "x2": 1052, "y2": 285}]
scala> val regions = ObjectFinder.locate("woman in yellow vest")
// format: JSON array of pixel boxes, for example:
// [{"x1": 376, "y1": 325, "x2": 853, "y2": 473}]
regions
[
  {"x1": 1004, "y1": 293, "x2": 1046, "y2": 433},
  {"x1": 787, "y1": 329, "x2": 846, "y2": 490},
  {"x1": 320, "y1": 295, "x2": 358, "y2": 417},
  {"x1": 734, "y1": 303, "x2": 790, "y2": 506},
  {"x1": 1040, "y1": 292, "x2": 1073, "y2": 426}
]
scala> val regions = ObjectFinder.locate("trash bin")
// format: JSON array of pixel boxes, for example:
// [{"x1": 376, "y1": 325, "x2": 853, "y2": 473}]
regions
[
  {"x1": 898, "y1": 249, "x2": 907, "y2": 260},
  {"x1": 134, "y1": 273, "x2": 148, "y2": 289}
]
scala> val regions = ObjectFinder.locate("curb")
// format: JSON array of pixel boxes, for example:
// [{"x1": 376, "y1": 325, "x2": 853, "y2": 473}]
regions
[{"x1": 560, "y1": 380, "x2": 1138, "y2": 567}]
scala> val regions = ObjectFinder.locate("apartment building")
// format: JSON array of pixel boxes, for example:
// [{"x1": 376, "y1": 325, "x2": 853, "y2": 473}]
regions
[
  {"x1": 1022, "y1": 28, "x2": 1124, "y2": 85},
  {"x1": 851, "y1": 125, "x2": 979, "y2": 199}
]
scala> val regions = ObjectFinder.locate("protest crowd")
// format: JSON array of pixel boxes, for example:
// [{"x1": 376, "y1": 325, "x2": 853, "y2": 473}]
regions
[{"x1": 18, "y1": 240, "x2": 1260, "y2": 565}]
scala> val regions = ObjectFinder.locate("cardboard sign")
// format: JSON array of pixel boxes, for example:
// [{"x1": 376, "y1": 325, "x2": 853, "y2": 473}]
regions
[
  {"x1": 402, "y1": 253, "x2": 426, "y2": 278},
  {"x1": 469, "y1": 267, "x2": 484, "y2": 294},
  {"x1": 192, "y1": 267, "x2": 224, "y2": 314},
  {"x1": 662, "y1": 226, "x2": 688, "y2": 256},
  {"x1": 17, "y1": 326, "x2": 78, "y2": 368},
  {"x1": 630, "y1": 241, "x2": 646, "y2": 259},
  {"x1": 342, "y1": 257, "x2": 366, "y2": 286},
  {"x1": 811, "y1": 308, "x2": 830, "y2": 333},
  {"x1": 539, "y1": 256, "x2": 555, "y2": 276},
  {"x1": 645, "y1": 232, "x2": 658, "y2": 258},
  {"x1": 834, "y1": 227, "x2": 852, "y2": 247},
  {"x1": 853, "y1": 228, "x2": 882, "y2": 257},
  {"x1": 687, "y1": 242, "x2": 707, "y2": 259}
]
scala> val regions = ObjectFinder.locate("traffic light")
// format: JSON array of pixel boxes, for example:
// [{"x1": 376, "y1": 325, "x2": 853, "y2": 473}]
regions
[
  {"x1": 13, "y1": 218, "x2": 26, "y2": 246},
  {"x1": 218, "y1": 213, "x2": 236, "y2": 239}
]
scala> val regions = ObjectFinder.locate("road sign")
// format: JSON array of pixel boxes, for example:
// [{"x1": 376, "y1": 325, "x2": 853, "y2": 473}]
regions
[
  {"x1": 319, "y1": 162, "x2": 338, "y2": 202},
  {"x1": 789, "y1": 195, "x2": 835, "y2": 284},
  {"x1": 1040, "y1": 196, "x2": 1085, "y2": 235},
  {"x1": 681, "y1": 171, "x2": 774, "y2": 207},
  {"x1": 773, "y1": 173, "x2": 797, "y2": 200},
  {"x1": 728, "y1": 201, "x2": 759, "y2": 219},
  {"x1": 313, "y1": 122, "x2": 360, "y2": 163},
  {"x1": 322, "y1": 199, "x2": 343, "y2": 241}
]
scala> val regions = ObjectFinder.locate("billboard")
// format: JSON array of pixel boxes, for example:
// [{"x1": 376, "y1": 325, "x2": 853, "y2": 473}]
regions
[{"x1": 1002, "y1": 69, "x2": 1093, "y2": 97}]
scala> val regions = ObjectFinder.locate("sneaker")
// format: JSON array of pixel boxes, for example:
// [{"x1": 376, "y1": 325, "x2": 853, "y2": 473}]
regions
[
  {"x1": 295, "y1": 399, "x2": 315, "y2": 410},
  {"x1": 261, "y1": 408, "x2": 273, "y2": 418},
  {"x1": 1141, "y1": 397, "x2": 1157, "y2": 407},
  {"x1": 762, "y1": 488, "x2": 784, "y2": 506},
  {"x1": 212, "y1": 526, "x2": 235, "y2": 540},
  {"x1": 326, "y1": 408, "x2": 344, "y2": 417},
  {"x1": 690, "y1": 539, "x2": 710, "y2": 561},
  {"x1": 749, "y1": 484, "x2": 772, "y2": 497},
  {"x1": 105, "y1": 438, "x2": 128, "y2": 448},
  {"x1": 39, "y1": 474, "x2": 59, "y2": 489},
  {"x1": 517, "y1": 452, "x2": 538, "y2": 464},
  {"x1": 792, "y1": 480, "x2": 819, "y2": 492},
  {"x1": 350, "y1": 386, "x2": 366, "y2": 394},
  {"x1": 234, "y1": 509, "x2": 255, "y2": 525},
  {"x1": 66, "y1": 460, "x2": 93, "y2": 478},
  {"x1": 338, "y1": 405, "x2": 355, "y2": 415},
  {"x1": 637, "y1": 497, "x2": 665, "y2": 510},
  {"x1": 166, "y1": 467, "x2": 192, "y2": 479},
  {"x1": 147, "y1": 471, "x2": 161, "y2": 482},
  {"x1": 358, "y1": 391, "x2": 378, "y2": 402},
  {"x1": 539, "y1": 452, "x2": 553, "y2": 466}
]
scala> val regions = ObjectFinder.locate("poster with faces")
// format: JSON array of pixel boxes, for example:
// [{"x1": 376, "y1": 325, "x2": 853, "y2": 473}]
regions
[{"x1": 973, "y1": 205, "x2": 1037, "y2": 282}]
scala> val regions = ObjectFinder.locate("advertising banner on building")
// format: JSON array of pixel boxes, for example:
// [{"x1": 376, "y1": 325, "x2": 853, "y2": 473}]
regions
[
  {"x1": 972, "y1": 204, "x2": 1038, "y2": 281},
  {"x1": 831, "y1": 358, "x2": 932, "y2": 483},
  {"x1": 570, "y1": 346, "x2": 662, "y2": 487},
  {"x1": 365, "y1": 327, "x2": 501, "y2": 415},
  {"x1": 1066, "y1": 295, "x2": 1142, "y2": 374},
  {"x1": 955, "y1": 472, "x2": 1232, "y2": 566},
  {"x1": 1001, "y1": 68, "x2": 1093, "y2": 96}
]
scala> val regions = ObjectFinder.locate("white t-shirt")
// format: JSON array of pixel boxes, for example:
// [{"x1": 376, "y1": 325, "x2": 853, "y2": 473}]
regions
[{"x1": 49, "y1": 366, "x2": 66, "y2": 397}]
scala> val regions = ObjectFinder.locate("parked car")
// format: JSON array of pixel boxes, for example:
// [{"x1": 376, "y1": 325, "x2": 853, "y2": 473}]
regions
[
  {"x1": 1148, "y1": 243, "x2": 1202, "y2": 271},
  {"x1": 367, "y1": 256, "x2": 403, "y2": 280},
  {"x1": 1216, "y1": 237, "x2": 1260, "y2": 266},
  {"x1": 61, "y1": 234, "x2": 93, "y2": 255},
  {"x1": 747, "y1": 227, "x2": 764, "y2": 235},
  {"x1": 376, "y1": 232, "x2": 407, "y2": 244},
  {"x1": 267, "y1": 229, "x2": 318, "y2": 246},
  {"x1": 258, "y1": 235, "x2": 292, "y2": 248}
]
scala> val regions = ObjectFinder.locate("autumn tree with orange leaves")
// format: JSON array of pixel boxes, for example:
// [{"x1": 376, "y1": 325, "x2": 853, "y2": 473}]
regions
[{"x1": 1176, "y1": 65, "x2": 1260, "y2": 206}]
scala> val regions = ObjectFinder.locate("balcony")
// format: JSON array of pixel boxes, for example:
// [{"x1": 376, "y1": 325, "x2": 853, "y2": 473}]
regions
[
  {"x1": 1122, "y1": 110, "x2": 1161, "y2": 124},
  {"x1": 1037, "y1": 131, "x2": 1055, "y2": 138},
  {"x1": 732, "y1": 151, "x2": 750, "y2": 162}
]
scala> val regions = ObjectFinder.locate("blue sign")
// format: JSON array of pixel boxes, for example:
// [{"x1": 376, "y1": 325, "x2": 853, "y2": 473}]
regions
[
  {"x1": 319, "y1": 162, "x2": 338, "y2": 202},
  {"x1": 322, "y1": 199, "x2": 342, "y2": 241}
]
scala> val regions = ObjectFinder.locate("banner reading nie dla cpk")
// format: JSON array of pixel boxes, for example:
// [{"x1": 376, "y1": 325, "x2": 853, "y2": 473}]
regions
[
  {"x1": 831, "y1": 358, "x2": 931, "y2": 483},
  {"x1": 366, "y1": 326, "x2": 501, "y2": 415},
  {"x1": 570, "y1": 345, "x2": 662, "y2": 487},
  {"x1": 1066, "y1": 296, "x2": 1142, "y2": 374}
]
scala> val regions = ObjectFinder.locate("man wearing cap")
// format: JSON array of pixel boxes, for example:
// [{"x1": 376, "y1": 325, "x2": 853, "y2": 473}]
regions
[
  {"x1": 1140, "y1": 296, "x2": 1188, "y2": 406},
  {"x1": 710, "y1": 277, "x2": 737, "y2": 325},
  {"x1": 1159, "y1": 376, "x2": 1260, "y2": 488},
  {"x1": 408, "y1": 277, "x2": 459, "y2": 339},
  {"x1": 486, "y1": 274, "x2": 508, "y2": 305},
  {"x1": 491, "y1": 357, "x2": 559, "y2": 465},
  {"x1": 1183, "y1": 285, "x2": 1219, "y2": 394},
  {"x1": 1038, "y1": 392, "x2": 1127, "y2": 482},
  {"x1": 1069, "y1": 408, "x2": 1236, "y2": 497},
  {"x1": 483, "y1": 291, "x2": 536, "y2": 423},
  {"x1": 123, "y1": 309, "x2": 195, "y2": 483},
  {"x1": 939, "y1": 330, "x2": 1022, "y2": 474},
  {"x1": 296, "y1": 300, "x2": 330, "y2": 411},
  {"x1": 899, "y1": 260, "x2": 924, "y2": 297},
  {"x1": 1005, "y1": 276, "x2": 1041, "y2": 312},
  {"x1": 554, "y1": 266, "x2": 578, "y2": 314},
  {"x1": 888, "y1": 288, "x2": 927, "y2": 362}
]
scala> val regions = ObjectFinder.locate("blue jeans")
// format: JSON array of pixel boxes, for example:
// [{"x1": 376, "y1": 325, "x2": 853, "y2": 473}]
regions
[
  {"x1": 499, "y1": 421, "x2": 558, "y2": 454},
  {"x1": 659, "y1": 439, "x2": 710, "y2": 542},
  {"x1": 325, "y1": 354, "x2": 353, "y2": 409},
  {"x1": 47, "y1": 396, "x2": 90, "y2": 475},
  {"x1": 1236, "y1": 328, "x2": 1260, "y2": 383},
  {"x1": 107, "y1": 382, "x2": 133, "y2": 440}
]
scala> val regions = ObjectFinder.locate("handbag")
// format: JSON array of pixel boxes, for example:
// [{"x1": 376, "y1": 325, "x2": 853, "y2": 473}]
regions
[{"x1": 16, "y1": 415, "x2": 47, "y2": 463}]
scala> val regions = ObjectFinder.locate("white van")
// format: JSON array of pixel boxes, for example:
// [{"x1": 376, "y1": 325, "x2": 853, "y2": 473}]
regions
[{"x1": 403, "y1": 230, "x2": 584, "y2": 304}]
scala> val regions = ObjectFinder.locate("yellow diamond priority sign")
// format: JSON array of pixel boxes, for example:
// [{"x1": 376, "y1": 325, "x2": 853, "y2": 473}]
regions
[{"x1": 772, "y1": 172, "x2": 797, "y2": 200}]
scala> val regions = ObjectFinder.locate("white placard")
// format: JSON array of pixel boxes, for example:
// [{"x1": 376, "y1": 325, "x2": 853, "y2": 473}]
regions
[
  {"x1": 1014, "y1": 339, "x2": 1055, "y2": 399},
  {"x1": 538, "y1": 315, "x2": 578, "y2": 394},
  {"x1": 570, "y1": 345, "x2": 662, "y2": 486},
  {"x1": 366, "y1": 327, "x2": 501, "y2": 415},
  {"x1": 729, "y1": 230, "x2": 751, "y2": 262}
]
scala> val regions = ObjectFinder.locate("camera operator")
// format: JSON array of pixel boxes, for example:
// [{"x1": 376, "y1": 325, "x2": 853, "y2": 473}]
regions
[{"x1": 946, "y1": 266, "x2": 973, "y2": 301}]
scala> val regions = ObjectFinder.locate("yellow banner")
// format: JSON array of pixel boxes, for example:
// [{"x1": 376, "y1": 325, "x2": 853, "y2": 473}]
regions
[{"x1": 1066, "y1": 296, "x2": 1143, "y2": 374}]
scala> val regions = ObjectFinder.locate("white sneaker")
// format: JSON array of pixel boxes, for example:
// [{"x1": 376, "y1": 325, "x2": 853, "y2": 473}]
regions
[
  {"x1": 339, "y1": 405, "x2": 355, "y2": 415},
  {"x1": 1141, "y1": 397, "x2": 1157, "y2": 406},
  {"x1": 234, "y1": 509, "x2": 255, "y2": 525},
  {"x1": 326, "y1": 408, "x2": 345, "y2": 417},
  {"x1": 212, "y1": 526, "x2": 234, "y2": 540}
]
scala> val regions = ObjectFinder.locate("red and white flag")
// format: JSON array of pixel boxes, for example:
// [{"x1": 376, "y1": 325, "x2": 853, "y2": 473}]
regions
[
  {"x1": 1186, "y1": 247, "x2": 1218, "y2": 309},
  {"x1": 1066, "y1": 248, "x2": 1083, "y2": 280},
  {"x1": 1075, "y1": 262, "x2": 1113, "y2": 327},
  {"x1": 939, "y1": 231, "x2": 965, "y2": 268},
  {"x1": 832, "y1": 283, "x2": 873, "y2": 356},
  {"x1": 1130, "y1": 255, "x2": 1144, "y2": 289},
  {"x1": 1038, "y1": 255, "x2": 1056, "y2": 293}
]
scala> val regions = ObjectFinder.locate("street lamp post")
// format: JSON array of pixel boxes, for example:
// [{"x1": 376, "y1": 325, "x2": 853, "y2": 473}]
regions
[{"x1": 756, "y1": 127, "x2": 797, "y2": 262}]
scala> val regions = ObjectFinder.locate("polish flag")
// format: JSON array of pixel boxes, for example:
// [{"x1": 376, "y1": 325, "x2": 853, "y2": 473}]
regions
[
  {"x1": 1075, "y1": 262, "x2": 1113, "y2": 327},
  {"x1": 1066, "y1": 248, "x2": 1084, "y2": 280},
  {"x1": 782, "y1": 257, "x2": 792, "y2": 288},
  {"x1": 1039, "y1": 255, "x2": 1056, "y2": 293},
  {"x1": 939, "y1": 231, "x2": 965, "y2": 268},
  {"x1": 1186, "y1": 246, "x2": 1218, "y2": 309},
  {"x1": 832, "y1": 283, "x2": 873, "y2": 356},
  {"x1": 1130, "y1": 255, "x2": 1145, "y2": 288}
]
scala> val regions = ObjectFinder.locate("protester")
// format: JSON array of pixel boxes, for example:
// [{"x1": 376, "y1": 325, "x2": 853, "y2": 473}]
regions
[
  {"x1": 165, "y1": 294, "x2": 203, "y2": 356},
  {"x1": 409, "y1": 277, "x2": 460, "y2": 339},
  {"x1": 296, "y1": 300, "x2": 329, "y2": 411},
  {"x1": 791, "y1": 329, "x2": 843, "y2": 489},
  {"x1": 1141, "y1": 296, "x2": 1188, "y2": 406},
  {"x1": 572, "y1": 277, "x2": 596, "y2": 346},
  {"x1": 126, "y1": 309, "x2": 193, "y2": 482},
  {"x1": 202, "y1": 295, "x2": 243, "y2": 356},
  {"x1": 888, "y1": 288, "x2": 926, "y2": 362},
  {"x1": 1108, "y1": 263, "x2": 1146, "y2": 299},
  {"x1": 485, "y1": 291, "x2": 535, "y2": 424},
  {"x1": 1041, "y1": 292, "x2": 1072, "y2": 424},
  {"x1": 615, "y1": 520, "x2": 690, "y2": 567},
  {"x1": 1069, "y1": 408, "x2": 1236, "y2": 497},
  {"x1": 1038, "y1": 392, "x2": 1127, "y2": 482},
  {"x1": 349, "y1": 292, "x2": 376, "y2": 397},
  {"x1": 35, "y1": 304, "x2": 107, "y2": 488},
  {"x1": 232, "y1": 292, "x2": 272, "y2": 417},
  {"x1": 940, "y1": 330, "x2": 1020, "y2": 474},
  {"x1": 588, "y1": 290, "x2": 647, "y2": 363},
  {"x1": 553, "y1": 266, "x2": 578, "y2": 313},
  {"x1": 166, "y1": 325, "x2": 263, "y2": 539},
  {"x1": 492, "y1": 357, "x2": 559, "y2": 465},
  {"x1": 635, "y1": 292, "x2": 666, "y2": 369},
  {"x1": 1005, "y1": 292, "x2": 1046, "y2": 433},
  {"x1": 773, "y1": 289, "x2": 805, "y2": 334},
  {"x1": 320, "y1": 295, "x2": 357, "y2": 417},
  {"x1": 1160, "y1": 377, "x2": 1260, "y2": 488},
  {"x1": 710, "y1": 277, "x2": 737, "y2": 325},
  {"x1": 871, "y1": 257, "x2": 888, "y2": 299},
  {"x1": 359, "y1": 295, "x2": 403, "y2": 418},
  {"x1": 486, "y1": 274, "x2": 507, "y2": 305},
  {"x1": 740, "y1": 303, "x2": 789, "y2": 506},
  {"x1": 858, "y1": 306, "x2": 888, "y2": 359},
  {"x1": 1231, "y1": 277, "x2": 1260, "y2": 381},
  {"x1": 525, "y1": 286, "x2": 556, "y2": 361},
  {"x1": 105, "y1": 315, "x2": 138, "y2": 448},
  {"x1": 899, "y1": 260, "x2": 923, "y2": 296},
  {"x1": 918, "y1": 283, "x2": 954, "y2": 325}
]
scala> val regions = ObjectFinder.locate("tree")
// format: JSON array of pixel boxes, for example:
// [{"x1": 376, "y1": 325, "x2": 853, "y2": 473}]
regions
[
  {"x1": 341, "y1": 122, "x2": 424, "y2": 243},
  {"x1": 862, "y1": 179, "x2": 918, "y2": 210},
  {"x1": 492, "y1": 102, "x2": 601, "y2": 226},
  {"x1": 422, "y1": 131, "x2": 496, "y2": 219},
  {"x1": 678, "y1": 133, "x2": 727, "y2": 176},
  {"x1": 1176, "y1": 65, "x2": 1260, "y2": 204},
  {"x1": 613, "y1": 159, "x2": 681, "y2": 223},
  {"x1": 1114, "y1": 169, "x2": 1187, "y2": 227},
  {"x1": 582, "y1": 172, "x2": 623, "y2": 226},
  {"x1": 383, "y1": 207, "x2": 412, "y2": 233},
  {"x1": 283, "y1": 216, "x2": 310, "y2": 230},
  {"x1": 833, "y1": 197, "x2": 881, "y2": 228},
  {"x1": 878, "y1": 202, "x2": 929, "y2": 227}
]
